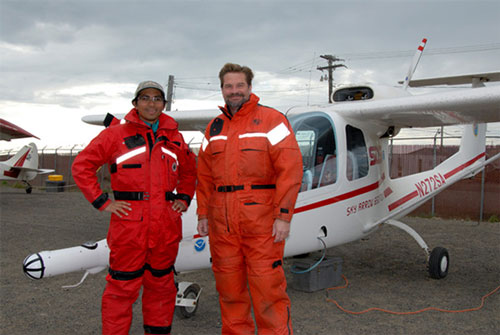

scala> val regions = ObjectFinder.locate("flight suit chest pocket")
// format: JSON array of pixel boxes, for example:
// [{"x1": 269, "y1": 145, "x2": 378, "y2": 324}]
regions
[
  {"x1": 208, "y1": 140, "x2": 226, "y2": 178},
  {"x1": 238, "y1": 138, "x2": 271, "y2": 178},
  {"x1": 113, "y1": 146, "x2": 147, "y2": 189},
  {"x1": 160, "y1": 145, "x2": 179, "y2": 190}
]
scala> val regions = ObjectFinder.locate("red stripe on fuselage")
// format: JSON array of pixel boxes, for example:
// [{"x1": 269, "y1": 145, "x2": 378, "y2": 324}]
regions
[
  {"x1": 388, "y1": 190, "x2": 418, "y2": 212},
  {"x1": 444, "y1": 152, "x2": 485, "y2": 179},
  {"x1": 294, "y1": 181, "x2": 379, "y2": 214},
  {"x1": 387, "y1": 152, "x2": 486, "y2": 212}
]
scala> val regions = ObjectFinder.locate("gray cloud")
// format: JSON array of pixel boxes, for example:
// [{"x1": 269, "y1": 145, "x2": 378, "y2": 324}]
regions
[{"x1": 1, "y1": 0, "x2": 499, "y2": 107}]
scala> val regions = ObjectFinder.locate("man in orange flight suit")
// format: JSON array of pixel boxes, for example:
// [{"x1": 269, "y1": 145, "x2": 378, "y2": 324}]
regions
[
  {"x1": 72, "y1": 81, "x2": 196, "y2": 335},
  {"x1": 197, "y1": 63, "x2": 303, "y2": 334}
]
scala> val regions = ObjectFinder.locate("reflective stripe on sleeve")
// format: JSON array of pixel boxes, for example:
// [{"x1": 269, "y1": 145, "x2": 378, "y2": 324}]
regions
[
  {"x1": 116, "y1": 146, "x2": 146, "y2": 164},
  {"x1": 161, "y1": 147, "x2": 178, "y2": 162},
  {"x1": 238, "y1": 122, "x2": 291, "y2": 146},
  {"x1": 267, "y1": 122, "x2": 291, "y2": 145},
  {"x1": 201, "y1": 136, "x2": 209, "y2": 152}
]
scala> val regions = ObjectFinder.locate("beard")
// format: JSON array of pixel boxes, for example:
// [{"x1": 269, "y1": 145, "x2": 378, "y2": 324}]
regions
[{"x1": 225, "y1": 94, "x2": 249, "y2": 112}]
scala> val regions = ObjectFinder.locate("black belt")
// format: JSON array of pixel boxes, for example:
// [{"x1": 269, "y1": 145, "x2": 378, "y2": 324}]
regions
[
  {"x1": 114, "y1": 191, "x2": 190, "y2": 205},
  {"x1": 114, "y1": 191, "x2": 149, "y2": 201},
  {"x1": 216, "y1": 184, "x2": 276, "y2": 192}
]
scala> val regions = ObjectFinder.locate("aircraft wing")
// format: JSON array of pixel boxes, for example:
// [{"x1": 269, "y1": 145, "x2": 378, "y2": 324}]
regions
[
  {"x1": 83, "y1": 85, "x2": 500, "y2": 131},
  {"x1": 5, "y1": 166, "x2": 55, "y2": 174},
  {"x1": 0, "y1": 118, "x2": 40, "y2": 141},
  {"x1": 320, "y1": 85, "x2": 500, "y2": 128},
  {"x1": 82, "y1": 109, "x2": 221, "y2": 132},
  {"x1": 398, "y1": 71, "x2": 500, "y2": 87}
]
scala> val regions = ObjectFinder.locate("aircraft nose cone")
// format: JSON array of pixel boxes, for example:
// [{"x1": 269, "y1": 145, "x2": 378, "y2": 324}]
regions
[{"x1": 23, "y1": 253, "x2": 45, "y2": 280}]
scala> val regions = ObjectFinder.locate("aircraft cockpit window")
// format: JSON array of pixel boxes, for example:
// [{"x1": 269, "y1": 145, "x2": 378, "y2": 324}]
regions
[
  {"x1": 289, "y1": 113, "x2": 337, "y2": 192},
  {"x1": 346, "y1": 125, "x2": 368, "y2": 181}
]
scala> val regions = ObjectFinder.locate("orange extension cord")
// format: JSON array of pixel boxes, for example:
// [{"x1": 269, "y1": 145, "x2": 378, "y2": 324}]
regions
[{"x1": 326, "y1": 275, "x2": 500, "y2": 315}]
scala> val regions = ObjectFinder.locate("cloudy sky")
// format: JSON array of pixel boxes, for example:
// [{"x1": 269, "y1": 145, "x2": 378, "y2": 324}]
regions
[{"x1": 1, "y1": 0, "x2": 499, "y2": 151}]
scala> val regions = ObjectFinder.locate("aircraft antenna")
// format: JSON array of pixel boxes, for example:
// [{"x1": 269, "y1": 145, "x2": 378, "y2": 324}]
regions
[{"x1": 402, "y1": 38, "x2": 427, "y2": 90}]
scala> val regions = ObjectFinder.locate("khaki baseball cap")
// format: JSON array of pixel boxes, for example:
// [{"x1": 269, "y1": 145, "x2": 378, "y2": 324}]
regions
[{"x1": 133, "y1": 81, "x2": 165, "y2": 102}]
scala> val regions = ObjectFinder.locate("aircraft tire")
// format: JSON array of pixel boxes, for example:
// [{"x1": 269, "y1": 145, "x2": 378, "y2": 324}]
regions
[
  {"x1": 428, "y1": 247, "x2": 449, "y2": 279},
  {"x1": 176, "y1": 285, "x2": 200, "y2": 318},
  {"x1": 26, "y1": 187, "x2": 32, "y2": 194}
]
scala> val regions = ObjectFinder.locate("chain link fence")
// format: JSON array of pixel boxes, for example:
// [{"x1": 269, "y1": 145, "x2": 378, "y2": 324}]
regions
[{"x1": 1, "y1": 139, "x2": 499, "y2": 221}]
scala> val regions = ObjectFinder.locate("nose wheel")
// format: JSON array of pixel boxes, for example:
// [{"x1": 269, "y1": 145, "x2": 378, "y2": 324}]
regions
[
  {"x1": 175, "y1": 282, "x2": 201, "y2": 318},
  {"x1": 428, "y1": 247, "x2": 449, "y2": 279}
]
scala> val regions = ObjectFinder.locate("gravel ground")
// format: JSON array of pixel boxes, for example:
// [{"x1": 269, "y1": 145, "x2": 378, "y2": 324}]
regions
[{"x1": 1, "y1": 187, "x2": 499, "y2": 335}]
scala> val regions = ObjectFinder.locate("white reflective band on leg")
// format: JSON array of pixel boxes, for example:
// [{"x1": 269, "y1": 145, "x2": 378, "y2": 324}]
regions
[
  {"x1": 161, "y1": 147, "x2": 178, "y2": 162},
  {"x1": 267, "y1": 122, "x2": 290, "y2": 145},
  {"x1": 116, "y1": 146, "x2": 146, "y2": 164}
]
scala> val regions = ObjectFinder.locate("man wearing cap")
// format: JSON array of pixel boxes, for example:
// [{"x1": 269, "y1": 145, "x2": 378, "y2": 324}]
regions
[{"x1": 72, "y1": 81, "x2": 196, "y2": 335}]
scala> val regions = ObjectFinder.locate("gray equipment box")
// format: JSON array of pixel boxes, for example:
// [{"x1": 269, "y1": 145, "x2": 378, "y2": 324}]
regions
[
  {"x1": 291, "y1": 256, "x2": 342, "y2": 292},
  {"x1": 45, "y1": 180, "x2": 66, "y2": 192}
]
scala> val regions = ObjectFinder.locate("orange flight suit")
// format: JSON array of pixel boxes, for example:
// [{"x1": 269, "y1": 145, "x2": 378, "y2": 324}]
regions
[{"x1": 197, "y1": 93, "x2": 303, "y2": 334}]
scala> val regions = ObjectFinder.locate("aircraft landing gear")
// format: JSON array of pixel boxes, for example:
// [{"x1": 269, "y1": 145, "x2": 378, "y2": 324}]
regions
[
  {"x1": 23, "y1": 180, "x2": 32, "y2": 194},
  {"x1": 385, "y1": 219, "x2": 449, "y2": 279},
  {"x1": 428, "y1": 246, "x2": 449, "y2": 279},
  {"x1": 175, "y1": 282, "x2": 202, "y2": 318}
]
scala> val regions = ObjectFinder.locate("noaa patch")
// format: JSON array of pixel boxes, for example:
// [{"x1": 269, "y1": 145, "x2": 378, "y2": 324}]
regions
[
  {"x1": 473, "y1": 124, "x2": 478, "y2": 137},
  {"x1": 194, "y1": 239, "x2": 206, "y2": 252}
]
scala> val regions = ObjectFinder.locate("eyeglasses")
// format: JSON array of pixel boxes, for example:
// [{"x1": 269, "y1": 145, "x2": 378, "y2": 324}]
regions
[{"x1": 138, "y1": 95, "x2": 164, "y2": 103}]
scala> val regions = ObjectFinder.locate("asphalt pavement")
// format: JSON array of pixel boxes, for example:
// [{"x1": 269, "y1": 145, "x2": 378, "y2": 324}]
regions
[{"x1": 1, "y1": 187, "x2": 499, "y2": 334}]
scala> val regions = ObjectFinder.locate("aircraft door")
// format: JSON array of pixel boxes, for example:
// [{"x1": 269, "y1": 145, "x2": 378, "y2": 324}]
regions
[{"x1": 289, "y1": 112, "x2": 337, "y2": 192}]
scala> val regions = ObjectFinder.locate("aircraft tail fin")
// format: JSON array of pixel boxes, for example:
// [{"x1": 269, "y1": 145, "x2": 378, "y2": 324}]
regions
[
  {"x1": 3, "y1": 143, "x2": 39, "y2": 176},
  {"x1": 438, "y1": 123, "x2": 488, "y2": 182},
  {"x1": 402, "y1": 38, "x2": 427, "y2": 90}
]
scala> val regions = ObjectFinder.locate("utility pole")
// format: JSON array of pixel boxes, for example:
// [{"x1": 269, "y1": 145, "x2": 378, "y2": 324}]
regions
[
  {"x1": 166, "y1": 75, "x2": 174, "y2": 111},
  {"x1": 317, "y1": 55, "x2": 346, "y2": 103}
]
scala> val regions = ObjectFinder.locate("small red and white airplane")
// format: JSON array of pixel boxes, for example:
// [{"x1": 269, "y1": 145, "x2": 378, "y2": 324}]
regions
[
  {"x1": 1, "y1": 119, "x2": 54, "y2": 193},
  {"x1": 0, "y1": 143, "x2": 55, "y2": 193},
  {"x1": 23, "y1": 39, "x2": 500, "y2": 316}
]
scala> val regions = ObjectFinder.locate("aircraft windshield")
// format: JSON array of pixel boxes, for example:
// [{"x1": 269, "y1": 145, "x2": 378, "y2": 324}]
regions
[{"x1": 289, "y1": 113, "x2": 337, "y2": 192}]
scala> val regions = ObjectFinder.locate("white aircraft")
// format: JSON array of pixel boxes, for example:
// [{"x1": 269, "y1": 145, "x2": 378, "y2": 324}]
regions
[
  {"x1": 23, "y1": 39, "x2": 500, "y2": 317},
  {"x1": 0, "y1": 143, "x2": 54, "y2": 193}
]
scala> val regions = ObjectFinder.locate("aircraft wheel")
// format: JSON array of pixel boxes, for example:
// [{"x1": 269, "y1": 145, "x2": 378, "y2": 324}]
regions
[
  {"x1": 26, "y1": 187, "x2": 32, "y2": 194},
  {"x1": 176, "y1": 285, "x2": 200, "y2": 318},
  {"x1": 428, "y1": 247, "x2": 449, "y2": 279}
]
